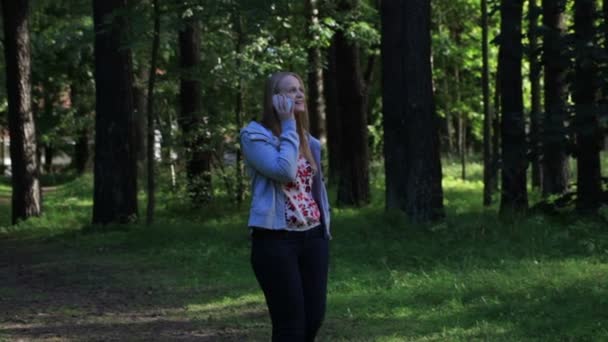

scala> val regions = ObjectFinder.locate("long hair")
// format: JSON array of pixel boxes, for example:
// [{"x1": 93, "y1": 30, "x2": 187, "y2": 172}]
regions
[{"x1": 261, "y1": 72, "x2": 317, "y2": 173}]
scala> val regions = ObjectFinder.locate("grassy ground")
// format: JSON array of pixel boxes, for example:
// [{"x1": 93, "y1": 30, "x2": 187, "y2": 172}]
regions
[{"x1": 1, "y1": 161, "x2": 607, "y2": 341}]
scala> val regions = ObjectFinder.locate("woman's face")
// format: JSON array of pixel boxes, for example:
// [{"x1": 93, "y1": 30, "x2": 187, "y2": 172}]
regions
[{"x1": 277, "y1": 75, "x2": 306, "y2": 114}]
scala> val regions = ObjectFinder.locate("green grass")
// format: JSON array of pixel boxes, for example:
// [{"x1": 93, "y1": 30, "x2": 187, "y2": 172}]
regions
[{"x1": 1, "y1": 163, "x2": 607, "y2": 341}]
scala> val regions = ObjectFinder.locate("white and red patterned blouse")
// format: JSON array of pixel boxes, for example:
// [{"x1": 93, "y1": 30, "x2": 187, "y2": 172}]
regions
[{"x1": 283, "y1": 155, "x2": 321, "y2": 230}]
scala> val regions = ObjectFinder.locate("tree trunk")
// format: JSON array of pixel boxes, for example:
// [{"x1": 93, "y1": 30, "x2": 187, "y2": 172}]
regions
[
  {"x1": 381, "y1": 0, "x2": 445, "y2": 222},
  {"x1": 324, "y1": 41, "x2": 340, "y2": 184},
  {"x1": 499, "y1": 0, "x2": 528, "y2": 215},
  {"x1": 306, "y1": 0, "x2": 326, "y2": 142},
  {"x1": 234, "y1": 11, "x2": 245, "y2": 205},
  {"x1": 2, "y1": 0, "x2": 42, "y2": 224},
  {"x1": 542, "y1": 0, "x2": 569, "y2": 196},
  {"x1": 70, "y1": 83, "x2": 90, "y2": 174},
  {"x1": 334, "y1": 22, "x2": 370, "y2": 207},
  {"x1": 493, "y1": 69, "x2": 501, "y2": 192},
  {"x1": 455, "y1": 67, "x2": 466, "y2": 181},
  {"x1": 146, "y1": 0, "x2": 160, "y2": 225},
  {"x1": 482, "y1": 0, "x2": 493, "y2": 206},
  {"x1": 574, "y1": 0, "x2": 602, "y2": 212},
  {"x1": 133, "y1": 63, "x2": 149, "y2": 182},
  {"x1": 92, "y1": 0, "x2": 138, "y2": 225},
  {"x1": 178, "y1": 19, "x2": 211, "y2": 206},
  {"x1": 528, "y1": 0, "x2": 542, "y2": 189}
]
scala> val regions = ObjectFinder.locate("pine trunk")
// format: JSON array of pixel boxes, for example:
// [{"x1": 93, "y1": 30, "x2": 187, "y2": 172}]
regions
[
  {"x1": 306, "y1": 0, "x2": 326, "y2": 142},
  {"x1": 2, "y1": 0, "x2": 42, "y2": 224},
  {"x1": 92, "y1": 0, "x2": 138, "y2": 225},
  {"x1": 499, "y1": 0, "x2": 528, "y2": 215},
  {"x1": 529, "y1": 0, "x2": 542, "y2": 189},
  {"x1": 381, "y1": 0, "x2": 444, "y2": 221},
  {"x1": 542, "y1": 0, "x2": 569, "y2": 196},
  {"x1": 574, "y1": 0, "x2": 602, "y2": 212},
  {"x1": 482, "y1": 0, "x2": 493, "y2": 206}
]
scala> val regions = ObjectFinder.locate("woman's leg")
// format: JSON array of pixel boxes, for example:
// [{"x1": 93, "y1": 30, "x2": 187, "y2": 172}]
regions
[
  {"x1": 251, "y1": 238, "x2": 306, "y2": 342},
  {"x1": 299, "y1": 234, "x2": 329, "y2": 341}
]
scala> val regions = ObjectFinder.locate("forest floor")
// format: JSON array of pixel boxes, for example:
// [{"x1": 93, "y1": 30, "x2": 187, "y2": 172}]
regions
[{"x1": 1, "y1": 161, "x2": 608, "y2": 341}]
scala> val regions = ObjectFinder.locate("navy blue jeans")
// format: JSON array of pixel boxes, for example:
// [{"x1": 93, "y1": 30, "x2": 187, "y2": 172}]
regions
[{"x1": 251, "y1": 225, "x2": 329, "y2": 342}]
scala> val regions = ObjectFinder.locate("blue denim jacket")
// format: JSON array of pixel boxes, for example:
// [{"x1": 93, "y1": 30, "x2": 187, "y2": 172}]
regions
[{"x1": 240, "y1": 119, "x2": 331, "y2": 239}]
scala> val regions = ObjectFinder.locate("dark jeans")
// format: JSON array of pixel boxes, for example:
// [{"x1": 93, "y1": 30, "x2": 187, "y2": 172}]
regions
[{"x1": 251, "y1": 225, "x2": 329, "y2": 342}]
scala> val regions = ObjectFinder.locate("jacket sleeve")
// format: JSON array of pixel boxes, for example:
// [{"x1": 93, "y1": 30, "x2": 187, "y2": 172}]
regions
[{"x1": 240, "y1": 119, "x2": 299, "y2": 183}]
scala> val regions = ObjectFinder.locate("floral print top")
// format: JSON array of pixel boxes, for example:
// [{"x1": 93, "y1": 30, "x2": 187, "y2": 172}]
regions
[{"x1": 283, "y1": 155, "x2": 321, "y2": 230}]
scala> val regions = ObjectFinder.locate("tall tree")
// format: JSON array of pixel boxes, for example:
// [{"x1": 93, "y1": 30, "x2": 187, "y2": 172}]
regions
[
  {"x1": 528, "y1": 0, "x2": 542, "y2": 189},
  {"x1": 541, "y1": 0, "x2": 569, "y2": 196},
  {"x1": 574, "y1": 0, "x2": 602, "y2": 211},
  {"x1": 499, "y1": 0, "x2": 528, "y2": 215},
  {"x1": 178, "y1": 17, "x2": 211, "y2": 206},
  {"x1": 306, "y1": 0, "x2": 326, "y2": 142},
  {"x1": 324, "y1": 40, "x2": 340, "y2": 184},
  {"x1": 146, "y1": 0, "x2": 160, "y2": 224},
  {"x1": 92, "y1": 0, "x2": 138, "y2": 224},
  {"x1": 381, "y1": 0, "x2": 444, "y2": 221},
  {"x1": 482, "y1": 0, "x2": 493, "y2": 206},
  {"x1": 1, "y1": 0, "x2": 41, "y2": 224},
  {"x1": 334, "y1": 0, "x2": 370, "y2": 207}
]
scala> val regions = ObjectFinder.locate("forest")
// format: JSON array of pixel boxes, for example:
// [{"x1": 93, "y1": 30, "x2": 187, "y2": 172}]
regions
[{"x1": 1, "y1": 0, "x2": 607, "y2": 340}]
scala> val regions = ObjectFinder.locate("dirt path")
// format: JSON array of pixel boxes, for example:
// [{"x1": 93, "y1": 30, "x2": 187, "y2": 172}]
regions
[{"x1": 0, "y1": 242, "x2": 258, "y2": 341}]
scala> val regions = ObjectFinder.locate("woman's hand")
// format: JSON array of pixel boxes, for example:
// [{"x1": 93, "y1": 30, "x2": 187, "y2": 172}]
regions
[{"x1": 272, "y1": 94, "x2": 295, "y2": 121}]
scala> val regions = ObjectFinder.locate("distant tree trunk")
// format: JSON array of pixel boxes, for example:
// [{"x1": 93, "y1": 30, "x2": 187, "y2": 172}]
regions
[
  {"x1": 70, "y1": 82, "x2": 90, "y2": 174},
  {"x1": 381, "y1": 0, "x2": 444, "y2": 221},
  {"x1": 234, "y1": 12, "x2": 245, "y2": 205},
  {"x1": 145, "y1": 0, "x2": 160, "y2": 225},
  {"x1": 0, "y1": 128, "x2": 5, "y2": 173},
  {"x1": 2, "y1": 0, "x2": 42, "y2": 224},
  {"x1": 133, "y1": 63, "x2": 148, "y2": 182},
  {"x1": 178, "y1": 18, "x2": 211, "y2": 206},
  {"x1": 542, "y1": 0, "x2": 569, "y2": 196},
  {"x1": 324, "y1": 41, "x2": 340, "y2": 183},
  {"x1": 333, "y1": 16, "x2": 370, "y2": 207},
  {"x1": 455, "y1": 67, "x2": 466, "y2": 180},
  {"x1": 306, "y1": 0, "x2": 326, "y2": 142},
  {"x1": 528, "y1": 0, "x2": 542, "y2": 189},
  {"x1": 92, "y1": 0, "x2": 138, "y2": 225},
  {"x1": 482, "y1": 0, "x2": 493, "y2": 206},
  {"x1": 493, "y1": 69, "x2": 501, "y2": 192},
  {"x1": 574, "y1": 0, "x2": 602, "y2": 212},
  {"x1": 499, "y1": 0, "x2": 528, "y2": 215}
]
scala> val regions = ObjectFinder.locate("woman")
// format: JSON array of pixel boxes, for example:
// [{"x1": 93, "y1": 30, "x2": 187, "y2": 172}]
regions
[{"x1": 240, "y1": 71, "x2": 331, "y2": 342}]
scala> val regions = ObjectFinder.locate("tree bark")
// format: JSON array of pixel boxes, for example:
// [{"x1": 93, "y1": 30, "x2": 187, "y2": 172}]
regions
[
  {"x1": 146, "y1": 0, "x2": 160, "y2": 225},
  {"x1": 324, "y1": 41, "x2": 340, "y2": 184},
  {"x1": 499, "y1": 0, "x2": 528, "y2": 215},
  {"x1": 92, "y1": 0, "x2": 138, "y2": 225},
  {"x1": 2, "y1": 0, "x2": 42, "y2": 224},
  {"x1": 178, "y1": 18, "x2": 212, "y2": 206},
  {"x1": 381, "y1": 0, "x2": 445, "y2": 222},
  {"x1": 482, "y1": 0, "x2": 493, "y2": 206},
  {"x1": 542, "y1": 0, "x2": 569, "y2": 196},
  {"x1": 306, "y1": 0, "x2": 326, "y2": 142},
  {"x1": 334, "y1": 23, "x2": 370, "y2": 207},
  {"x1": 574, "y1": 0, "x2": 602, "y2": 212},
  {"x1": 528, "y1": 0, "x2": 542, "y2": 189}
]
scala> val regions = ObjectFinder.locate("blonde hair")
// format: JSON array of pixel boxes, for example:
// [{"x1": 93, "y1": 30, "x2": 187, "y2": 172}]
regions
[{"x1": 261, "y1": 72, "x2": 317, "y2": 173}]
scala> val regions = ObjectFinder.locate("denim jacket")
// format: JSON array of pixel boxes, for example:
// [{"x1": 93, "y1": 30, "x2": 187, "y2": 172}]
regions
[{"x1": 240, "y1": 119, "x2": 331, "y2": 239}]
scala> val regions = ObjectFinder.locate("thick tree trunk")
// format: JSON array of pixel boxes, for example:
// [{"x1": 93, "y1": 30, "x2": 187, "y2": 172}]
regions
[
  {"x1": 92, "y1": 0, "x2": 138, "y2": 224},
  {"x1": 2, "y1": 0, "x2": 42, "y2": 224},
  {"x1": 482, "y1": 0, "x2": 493, "y2": 206},
  {"x1": 574, "y1": 0, "x2": 602, "y2": 212},
  {"x1": 499, "y1": 0, "x2": 528, "y2": 215},
  {"x1": 306, "y1": 0, "x2": 326, "y2": 142},
  {"x1": 178, "y1": 19, "x2": 211, "y2": 206},
  {"x1": 324, "y1": 40, "x2": 341, "y2": 184},
  {"x1": 133, "y1": 64, "x2": 148, "y2": 182},
  {"x1": 334, "y1": 27, "x2": 370, "y2": 207},
  {"x1": 542, "y1": 0, "x2": 569, "y2": 196},
  {"x1": 381, "y1": 0, "x2": 444, "y2": 222},
  {"x1": 528, "y1": 0, "x2": 542, "y2": 189}
]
